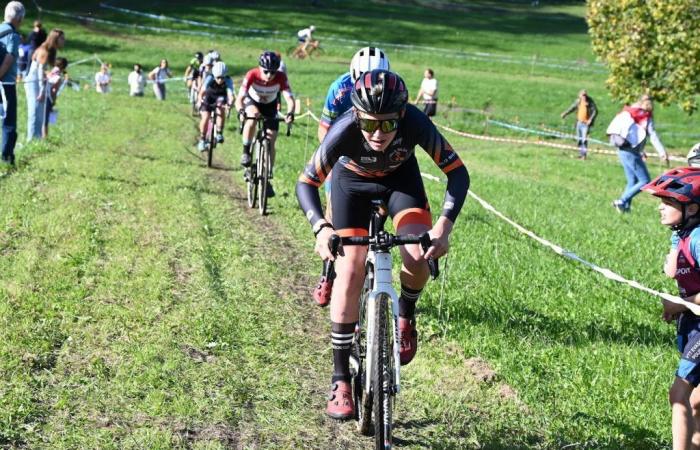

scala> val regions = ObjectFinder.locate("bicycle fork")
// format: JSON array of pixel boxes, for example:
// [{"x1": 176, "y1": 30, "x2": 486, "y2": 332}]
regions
[{"x1": 365, "y1": 251, "x2": 401, "y2": 397}]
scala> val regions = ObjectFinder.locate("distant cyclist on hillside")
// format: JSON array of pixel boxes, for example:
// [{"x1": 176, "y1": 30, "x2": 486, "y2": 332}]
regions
[
  {"x1": 197, "y1": 61, "x2": 234, "y2": 151},
  {"x1": 235, "y1": 51, "x2": 295, "y2": 196},
  {"x1": 294, "y1": 25, "x2": 318, "y2": 58},
  {"x1": 296, "y1": 69, "x2": 469, "y2": 419}
]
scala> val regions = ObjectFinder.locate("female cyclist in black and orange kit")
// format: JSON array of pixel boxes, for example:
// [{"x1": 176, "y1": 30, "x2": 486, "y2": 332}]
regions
[{"x1": 296, "y1": 69, "x2": 470, "y2": 420}]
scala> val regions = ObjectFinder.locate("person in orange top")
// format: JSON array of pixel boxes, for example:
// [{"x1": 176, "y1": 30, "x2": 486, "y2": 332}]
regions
[{"x1": 561, "y1": 89, "x2": 598, "y2": 160}]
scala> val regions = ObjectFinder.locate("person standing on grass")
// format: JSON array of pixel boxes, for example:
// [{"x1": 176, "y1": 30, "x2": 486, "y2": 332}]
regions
[
  {"x1": 149, "y1": 59, "x2": 171, "y2": 101},
  {"x1": 24, "y1": 20, "x2": 44, "y2": 68},
  {"x1": 25, "y1": 28, "x2": 64, "y2": 141},
  {"x1": 413, "y1": 68, "x2": 438, "y2": 118},
  {"x1": 644, "y1": 167, "x2": 700, "y2": 450},
  {"x1": 128, "y1": 63, "x2": 145, "y2": 97},
  {"x1": 560, "y1": 89, "x2": 597, "y2": 160},
  {"x1": 94, "y1": 63, "x2": 111, "y2": 94},
  {"x1": 607, "y1": 94, "x2": 668, "y2": 213},
  {"x1": 0, "y1": 1, "x2": 23, "y2": 166}
]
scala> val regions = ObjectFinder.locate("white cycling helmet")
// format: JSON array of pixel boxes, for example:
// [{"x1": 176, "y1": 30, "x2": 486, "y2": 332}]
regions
[
  {"x1": 350, "y1": 46, "x2": 390, "y2": 83},
  {"x1": 203, "y1": 54, "x2": 214, "y2": 66},
  {"x1": 209, "y1": 50, "x2": 221, "y2": 61},
  {"x1": 212, "y1": 61, "x2": 227, "y2": 78},
  {"x1": 309, "y1": 25, "x2": 316, "y2": 32},
  {"x1": 688, "y1": 143, "x2": 700, "y2": 168}
]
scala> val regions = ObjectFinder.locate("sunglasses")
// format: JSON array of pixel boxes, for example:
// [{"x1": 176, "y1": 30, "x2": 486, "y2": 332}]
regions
[
  {"x1": 357, "y1": 117, "x2": 400, "y2": 133},
  {"x1": 262, "y1": 69, "x2": 277, "y2": 75}
]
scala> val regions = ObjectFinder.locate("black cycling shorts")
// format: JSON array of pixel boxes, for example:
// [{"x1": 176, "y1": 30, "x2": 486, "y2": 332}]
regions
[
  {"x1": 242, "y1": 96, "x2": 279, "y2": 131},
  {"x1": 330, "y1": 155, "x2": 432, "y2": 237},
  {"x1": 200, "y1": 94, "x2": 226, "y2": 113}
]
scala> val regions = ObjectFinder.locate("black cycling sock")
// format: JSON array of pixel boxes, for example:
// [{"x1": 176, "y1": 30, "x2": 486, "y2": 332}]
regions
[
  {"x1": 243, "y1": 143, "x2": 251, "y2": 155},
  {"x1": 399, "y1": 285, "x2": 422, "y2": 318},
  {"x1": 331, "y1": 321, "x2": 356, "y2": 383}
]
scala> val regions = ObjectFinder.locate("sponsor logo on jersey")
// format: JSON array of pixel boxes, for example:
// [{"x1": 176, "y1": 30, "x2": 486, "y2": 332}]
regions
[
  {"x1": 389, "y1": 147, "x2": 408, "y2": 163},
  {"x1": 361, "y1": 156, "x2": 377, "y2": 163}
]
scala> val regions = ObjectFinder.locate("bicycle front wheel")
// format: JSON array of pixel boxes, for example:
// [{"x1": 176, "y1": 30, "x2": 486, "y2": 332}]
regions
[
  {"x1": 206, "y1": 119, "x2": 215, "y2": 168},
  {"x1": 372, "y1": 294, "x2": 394, "y2": 449},
  {"x1": 257, "y1": 139, "x2": 269, "y2": 215},
  {"x1": 247, "y1": 140, "x2": 260, "y2": 208},
  {"x1": 310, "y1": 46, "x2": 324, "y2": 58},
  {"x1": 355, "y1": 266, "x2": 373, "y2": 435}
]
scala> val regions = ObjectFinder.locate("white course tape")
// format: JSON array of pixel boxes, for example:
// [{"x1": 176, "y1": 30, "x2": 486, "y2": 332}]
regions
[
  {"x1": 420, "y1": 171, "x2": 700, "y2": 315},
  {"x1": 436, "y1": 122, "x2": 685, "y2": 162},
  {"x1": 99, "y1": 2, "x2": 281, "y2": 35},
  {"x1": 306, "y1": 105, "x2": 694, "y2": 311},
  {"x1": 99, "y1": 2, "x2": 604, "y2": 73},
  {"x1": 488, "y1": 119, "x2": 613, "y2": 147}
]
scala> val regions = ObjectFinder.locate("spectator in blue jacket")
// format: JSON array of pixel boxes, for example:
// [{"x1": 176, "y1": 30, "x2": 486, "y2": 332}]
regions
[{"x1": 0, "y1": 1, "x2": 24, "y2": 167}]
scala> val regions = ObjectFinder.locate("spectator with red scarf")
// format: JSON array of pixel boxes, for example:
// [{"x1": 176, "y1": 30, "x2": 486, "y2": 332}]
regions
[{"x1": 606, "y1": 94, "x2": 669, "y2": 213}]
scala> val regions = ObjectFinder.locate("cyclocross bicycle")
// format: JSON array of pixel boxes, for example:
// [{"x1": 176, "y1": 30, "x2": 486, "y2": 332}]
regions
[
  {"x1": 325, "y1": 201, "x2": 439, "y2": 449},
  {"x1": 202, "y1": 97, "x2": 228, "y2": 168},
  {"x1": 238, "y1": 115, "x2": 291, "y2": 215},
  {"x1": 287, "y1": 41, "x2": 324, "y2": 59}
]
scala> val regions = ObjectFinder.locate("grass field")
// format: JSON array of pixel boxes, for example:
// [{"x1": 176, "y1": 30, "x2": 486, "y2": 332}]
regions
[{"x1": 0, "y1": 1, "x2": 694, "y2": 448}]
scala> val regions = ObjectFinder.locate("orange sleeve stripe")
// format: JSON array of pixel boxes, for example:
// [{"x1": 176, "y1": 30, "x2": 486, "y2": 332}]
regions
[
  {"x1": 298, "y1": 174, "x2": 321, "y2": 187},
  {"x1": 432, "y1": 138, "x2": 441, "y2": 164},
  {"x1": 337, "y1": 228, "x2": 369, "y2": 237},
  {"x1": 441, "y1": 159, "x2": 464, "y2": 174},
  {"x1": 393, "y1": 207, "x2": 433, "y2": 230}
]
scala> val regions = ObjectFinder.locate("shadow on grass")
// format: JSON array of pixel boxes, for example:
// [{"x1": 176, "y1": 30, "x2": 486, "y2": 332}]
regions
[{"x1": 438, "y1": 298, "x2": 668, "y2": 349}]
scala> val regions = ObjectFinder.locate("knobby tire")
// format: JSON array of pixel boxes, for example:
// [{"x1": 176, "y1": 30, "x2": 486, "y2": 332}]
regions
[
  {"x1": 206, "y1": 116, "x2": 215, "y2": 168},
  {"x1": 372, "y1": 294, "x2": 393, "y2": 449},
  {"x1": 258, "y1": 139, "x2": 269, "y2": 215},
  {"x1": 247, "y1": 139, "x2": 259, "y2": 208},
  {"x1": 355, "y1": 267, "x2": 373, "y2": 435}
]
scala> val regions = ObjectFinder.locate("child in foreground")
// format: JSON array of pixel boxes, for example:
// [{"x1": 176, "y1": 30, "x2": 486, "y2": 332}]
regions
[{"x1": 644, "y1": 167, "x2": 700, "y2": 450}]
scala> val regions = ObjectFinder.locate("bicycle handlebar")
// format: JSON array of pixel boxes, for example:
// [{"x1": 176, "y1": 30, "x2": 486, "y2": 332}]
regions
[
  {"x1": 328, "y1": 231, "x2": 439, "y2": 279},
  {"x1": 238, "y1": 114, "x2": 293, "y2": 137}
]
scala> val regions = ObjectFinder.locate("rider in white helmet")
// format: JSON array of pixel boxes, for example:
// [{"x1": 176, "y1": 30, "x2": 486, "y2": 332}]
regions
[
  {"x1": 197, "y1": 61, "x2": 235, "y2": 151},
  {"x1": 689, "y1": 143, "x2": 700, "y2": 168},
  {"x1": 318, "y1": 46, "x2": 390, "y2": 143}
]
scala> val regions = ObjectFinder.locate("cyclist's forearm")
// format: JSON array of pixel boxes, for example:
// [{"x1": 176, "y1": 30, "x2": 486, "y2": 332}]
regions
[
  {"x1": 433, "y1": 216, "x2": 454, "y2": 235},
  {"x1": 296, "y1": 180, "x2": 325, "y2": 227},
  {"x1": 284, "y1": 94, "x2": 295, "y2": 114},
  {"x1": 442, "y1": 164, "x2": 469, "y2": 222}
]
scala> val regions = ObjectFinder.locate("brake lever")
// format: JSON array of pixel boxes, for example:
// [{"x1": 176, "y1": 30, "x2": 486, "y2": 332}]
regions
[{"x1": 419, "y1": 232, "x2": 440, "y2": 279}]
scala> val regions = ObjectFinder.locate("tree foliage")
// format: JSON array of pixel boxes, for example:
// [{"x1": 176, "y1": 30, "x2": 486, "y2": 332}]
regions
[{"x1": 587, "y1": 0, "x2": 700, "y2": 113}]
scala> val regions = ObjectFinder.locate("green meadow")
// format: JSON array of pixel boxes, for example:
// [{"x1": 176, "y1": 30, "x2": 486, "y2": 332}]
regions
[{"x1": 0, "y1": 1, "x2": 694, "y2": 448}]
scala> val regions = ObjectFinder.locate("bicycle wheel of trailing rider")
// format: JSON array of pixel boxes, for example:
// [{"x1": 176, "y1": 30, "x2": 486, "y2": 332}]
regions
[
  {"x1": 354, "y1": 265, "x2": 374, "y2": 436},
  {"x1": 206, "y1": 115, "x2": 215, "y2": 168},
  {"x1": 247, "y1": 138, "x2": 259, "y2": 208},
  {"x1": 257, "y1": 139, "x2": 270, "y2": 215},
  {"x1": 372, "y1": 293, "x2": 394, "y2": 449}
]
